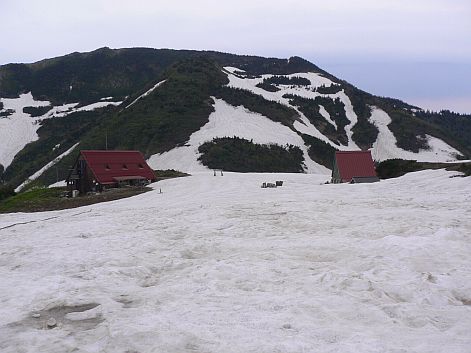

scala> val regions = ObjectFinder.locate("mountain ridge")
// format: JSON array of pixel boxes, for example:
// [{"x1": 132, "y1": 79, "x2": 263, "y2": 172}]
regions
[{"x1": 0, "y1": 47, "x2": 470, "y2": 189}]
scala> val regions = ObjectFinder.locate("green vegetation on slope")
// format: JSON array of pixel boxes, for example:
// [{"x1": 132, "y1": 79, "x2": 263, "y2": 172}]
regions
[
  {"x1": 23, "y1": 105, "x2": 53, "y2": 117},
  {"x1": 255, "y1": 82, "x2": 280, "y2": 92},
  {"x1": 285, "y1": 94, "x2": 349, "y2": 146},
  {"x1": 198, "y1": 137, "x2": 305, "y2": 173},
  {"x1": 376, "y1": 159, "x2": 471, "y2": 179},
  {"x1": 0, "y1": 186, "x2": 151, "y2": 214},
  {"x1": 300, "y1": 134, "x2": 338, "y2": 169},
  {"x1": 0, "y1": 184, "x2": 15, "y2": 202},
  {"x1": 215, "y1": 86, "x2": 299, "y2": 127},
  {"x1": 343, "y1": 85, "x2": 379, "y2": 150},
  {"x1": 1, "y1": 48, "x2": 470, "y2": 187},
  {"x1": 94, "y1": 57, "x2": 228, "y2": 154},
  {"x1": 3, "y1": 106, "x2": 117, "y2": 187},
  {"x1": 0, "y1": 49, "x2": 326, "y2": 105},
  {"x1": 28, "y1": 57, "x2": 227, "y2": 188},
  {"x1": 315, "y1": 84, "x2": 343, "y2": 94},
  {"x1": 415, "y1": 110, "x2": 471, "y2": 155},
  {"x1": 262, "y1": 75, "x2": 311, "y2": 86}
]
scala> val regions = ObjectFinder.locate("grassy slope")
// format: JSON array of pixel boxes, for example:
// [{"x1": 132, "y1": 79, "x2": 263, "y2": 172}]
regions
[
  {"x1": 0, "y1": 187, "x2": 151, "y2": 214},
  {"x1": 29, "y1": 57, "x2": 227, "y2": 188}
]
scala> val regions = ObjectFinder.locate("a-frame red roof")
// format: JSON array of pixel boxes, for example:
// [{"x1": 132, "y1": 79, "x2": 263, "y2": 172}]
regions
[
  {"x1": 80, "y1": 150, "x2": 156, "y2": 184},
  {"x1": 335, "y1": 151, "x2": 377, "y2": 183}
]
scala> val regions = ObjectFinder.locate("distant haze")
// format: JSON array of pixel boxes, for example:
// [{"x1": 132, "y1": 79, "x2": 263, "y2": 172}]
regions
[{"x1": 1, "y1": 0, "x2": 470, "y2": 113}]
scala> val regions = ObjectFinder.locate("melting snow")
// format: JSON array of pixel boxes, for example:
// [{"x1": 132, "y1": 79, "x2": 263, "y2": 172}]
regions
[
  {"x1": 224, "y1": 68, "x2": 358, "y2": 149},
  {"x1": 224, "y1": 67, "x2": 246, "y2": 74},
  {"x1": 0, "y1": 93, "x2": 121, "y2": 169},
  {"x1": 0, "y1": 170, "x2": 470, "y2": 352},
  {"x1": 148, "y1": 98, "x2": 330, "y2": 174},
  {"x1": 15, "y1": 143, "x2": 79, "y2": 192},
  {"x1": 223, "y1": 67, "x2": 465, "y2": 160},
  {"x1": 0, "y1": 93, "x2": 50, "y2": 168},
  {"x1": 369, "y1": 107, "x2": 463, "y2": 162},
  {"x1": 125, "y1": 80, "x2": 167, "y2": 109}
]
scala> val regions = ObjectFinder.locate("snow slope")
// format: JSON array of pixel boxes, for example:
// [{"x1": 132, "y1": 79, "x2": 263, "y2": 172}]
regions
[
  {"x1": 15, "y1": 143, "x2": 79, "y2": 192},
  {"x1": 225, "y1": 69, "x2": 359, "y2": 149},
  {"x1": 0, "y1": 170, "x2": 470, "y2": 352},
  {"x1": 370, "y1": 107, "x2": 463, "y2": 162},
  {"x1": 148, "y1": 98, "x2": 330, "y2": 174},
  {"x1": 223, "y1": 67, "x2": 464, "y2": 163},
  {"x1": 0, "y1": 93, "x2": 50, "y2": 168},
  {"x1": 0, "y1": 93, "x2": 121, "y2": 169}
]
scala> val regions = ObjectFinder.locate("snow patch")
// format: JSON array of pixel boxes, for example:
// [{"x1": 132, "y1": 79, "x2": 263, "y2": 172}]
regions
[
  {"x1": 223, "y1": 67, "x2": 358, "y2": 150},
  {"x1": 0, "y1": 93, "x2": 121, "y2": 169},
  {"x1": 148, "y1": 98, "x2": 330, "y2": 174},
  {"x1": 369, "y1": 107, "x2": 463, "y2": 162},
  {"x1": 125, "y1": 80, "x2": 166, "y2": 109},
  {"x1": 15, "y1": 143, "x2": 79, "y2": 192},
  {"x1": 48, "y1": 180, "x2": 67, "y2": 188},
  {"x1": 0, "y1": 93, "x2": 50, "y2": 168},
  {"x1": 224, "y1": 67, "x2": 246, "y2": 74}
]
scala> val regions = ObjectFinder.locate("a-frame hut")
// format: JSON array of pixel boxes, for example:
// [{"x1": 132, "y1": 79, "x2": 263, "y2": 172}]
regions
[
  {"x1": 67, "y1": 150, "x2": 156, "y2": 194},
  {"x1": 331, "y1": 151, "x2": 379, "y2": 184}
]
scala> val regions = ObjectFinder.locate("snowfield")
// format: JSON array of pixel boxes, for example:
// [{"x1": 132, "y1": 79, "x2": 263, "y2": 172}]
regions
[
  {"x1": 0, "y1": 93, "x2": 50, "y2": 168},
  {"x1": 1, "y1": 170, "x2": 471, "y2": 353},
  {"x1": 0, "y1": 93, "x2": 121, "y2": 169},
  {"x1": 223, "y1": 67, "x2": 463, "y2": 163},
  {"x1": 148, "y1": 98, "x2": 329, "y2": 174},
  {"x1": 370, "y1": 107, "x2": 463, "y2": 162}
]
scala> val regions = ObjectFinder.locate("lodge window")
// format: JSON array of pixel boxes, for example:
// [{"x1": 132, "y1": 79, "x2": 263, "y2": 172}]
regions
[
  {"x1": 105, "y1": 164, "x2": 111, "y2": 170},
  {"x1": 138, "y1": 163, "x2": 144, "y2": 169},
  {"x1": 122, "y1": 164, "x2": 128, "y2": 170}
]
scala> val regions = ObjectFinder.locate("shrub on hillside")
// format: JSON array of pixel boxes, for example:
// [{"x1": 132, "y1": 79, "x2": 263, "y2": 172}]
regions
[
  {"x1": 23, "y1": 105, "x2": 53, "y2": 117},
  {"x1": 0, "y1": 184, "x2": 16, "y2": 202},
  {"x1": 263, "y1": 76, "x2": 311, "y2": 86},
  {"x1": 198, "y1": 137, "x2": 305, "y2": 173}
]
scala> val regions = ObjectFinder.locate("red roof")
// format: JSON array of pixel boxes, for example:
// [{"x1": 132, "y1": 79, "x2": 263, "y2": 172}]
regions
[
  {"x1": 335, "y1": 151, "x2": 377, "y2": 182},
  {"x1": 80, "y1": 150, "x2": 156, "y2": 184}
]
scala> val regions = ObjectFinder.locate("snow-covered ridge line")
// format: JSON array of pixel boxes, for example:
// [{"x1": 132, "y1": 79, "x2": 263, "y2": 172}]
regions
[
  {"x1": 15, "y1": 142, "x2": 79, "y2": 192},
  {"x1": 125, "y1": 80, "x2": 167, "y2": 109}
]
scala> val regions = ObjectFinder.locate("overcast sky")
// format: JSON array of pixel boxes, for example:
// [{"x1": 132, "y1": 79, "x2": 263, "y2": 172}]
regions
[{"x1": 1, "y1": 0, "x2": 470, "y2": 112}]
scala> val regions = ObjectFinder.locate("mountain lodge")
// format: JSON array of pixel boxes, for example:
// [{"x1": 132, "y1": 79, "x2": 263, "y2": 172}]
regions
[
  {"x1": 66, "y1": 150, "x2": 156, "y2": 194},
  {"x1": 331, "y1": 151, "x2": 379, "y2": 183}
]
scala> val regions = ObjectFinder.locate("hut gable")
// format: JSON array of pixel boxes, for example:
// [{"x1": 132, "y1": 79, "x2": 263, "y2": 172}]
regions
[
  {"x1": 332, "y1": 151, "x2": 378, "y2": 183},
  {"x1": 67, "y1": 150, "x2": 156, "y2": 194}
]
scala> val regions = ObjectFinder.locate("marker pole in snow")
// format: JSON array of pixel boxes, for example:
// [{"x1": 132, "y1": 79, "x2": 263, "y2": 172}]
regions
[{"x1": 213, "y1": 170, "x2": 216, "y2": 176}]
